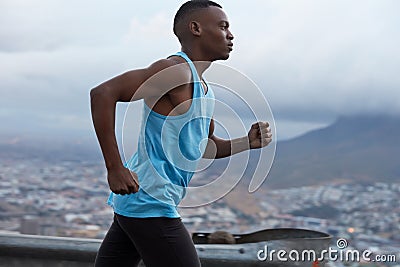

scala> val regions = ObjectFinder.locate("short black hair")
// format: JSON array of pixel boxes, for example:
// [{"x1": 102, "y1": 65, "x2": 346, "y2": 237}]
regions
[{"x1": 173, "y1": 0, "x2": 222, "y2": 36}]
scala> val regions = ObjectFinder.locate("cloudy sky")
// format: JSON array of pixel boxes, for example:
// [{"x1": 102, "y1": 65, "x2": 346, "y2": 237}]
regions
[{"x1": 1, "y1": 0, "x2": 399, "y2": 144}]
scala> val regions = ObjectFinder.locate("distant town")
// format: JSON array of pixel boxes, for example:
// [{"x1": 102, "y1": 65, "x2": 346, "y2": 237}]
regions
[{"x1": 0, "y1": 157, "x2": 399, "y2": 266}]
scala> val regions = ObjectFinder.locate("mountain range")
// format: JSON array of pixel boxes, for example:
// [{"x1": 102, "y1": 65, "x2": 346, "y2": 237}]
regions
[
  {"x1": 258, "y1": 115, "x2": 399, "y2": 189},
  {"x1": 1, "y1": 115, "x2": 399, "y2": 188}
]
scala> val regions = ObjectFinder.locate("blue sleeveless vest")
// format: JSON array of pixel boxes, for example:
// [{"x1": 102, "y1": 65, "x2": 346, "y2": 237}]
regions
[{"x1": 107, "y1": 52, "x2": 215, "y2": 218}]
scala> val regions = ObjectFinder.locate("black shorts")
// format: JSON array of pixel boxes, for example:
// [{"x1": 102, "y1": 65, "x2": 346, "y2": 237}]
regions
[{"x1": 95, "y1": 213, "x2": 201, "y2": 267}]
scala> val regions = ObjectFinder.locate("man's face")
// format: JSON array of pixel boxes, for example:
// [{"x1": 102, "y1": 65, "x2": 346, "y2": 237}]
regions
[{"x1": 197, "y1": 6, "x2": 234, "y2": 61}]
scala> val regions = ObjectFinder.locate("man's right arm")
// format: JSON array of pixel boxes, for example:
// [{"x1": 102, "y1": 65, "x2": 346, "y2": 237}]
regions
[
  {"x1": 90, "y1": 59, "x2": 190, "y2": 195},
  {"x1": 90, "y1": 70, "x2": 146, "y2": 195}
]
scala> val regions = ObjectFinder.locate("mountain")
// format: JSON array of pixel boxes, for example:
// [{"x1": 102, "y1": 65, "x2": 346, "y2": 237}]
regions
[
  {"x1": 1, "y1": 115, "x2": 398, "y2": 188},
  {"x1": 264, "y1": 115, "x2": 400, "y2": 188},
  {"x1": 0, "y1": 134, "x2": 102, "y2": 162}
]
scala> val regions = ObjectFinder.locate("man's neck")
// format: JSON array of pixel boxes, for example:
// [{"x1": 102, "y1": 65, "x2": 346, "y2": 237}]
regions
[{"x1": 181, "y1": 48, "x2": 212, "y2": 77}]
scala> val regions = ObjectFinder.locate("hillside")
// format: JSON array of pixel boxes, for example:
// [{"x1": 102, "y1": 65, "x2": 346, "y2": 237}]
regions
[
  {"x1": 264, "y1": 115, "x2": 400, "y2": 188},
  {"x1": 1, "y1": 115, "x2": 398, "y2": 189},
  {"x1": 0, "y1": 135, "x2": 102, "y2": 163}
]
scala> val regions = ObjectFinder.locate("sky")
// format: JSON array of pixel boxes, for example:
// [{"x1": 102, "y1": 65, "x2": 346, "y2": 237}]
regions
[{"x1": 0, "y1": 0, "x2": 399, "y2": 144}]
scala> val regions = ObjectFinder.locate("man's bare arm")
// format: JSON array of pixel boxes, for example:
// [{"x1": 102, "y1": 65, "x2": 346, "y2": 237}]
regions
[
  {"x1": 90, "y1": 59, "x2": 190, "y2": 195},
  {"x1": 203, "y1": 119, "x2": 272, "y2": 159}
]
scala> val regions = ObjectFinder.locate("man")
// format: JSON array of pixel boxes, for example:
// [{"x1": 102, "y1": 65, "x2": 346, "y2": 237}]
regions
[{"x1": 90, "y1": 1, "x2": 272, "y2": 266}]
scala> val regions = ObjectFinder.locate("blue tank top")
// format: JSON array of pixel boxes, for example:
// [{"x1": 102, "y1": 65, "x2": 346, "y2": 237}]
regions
[{"x1": 107, "y1": 52, "x2": 215, "y2": 218}]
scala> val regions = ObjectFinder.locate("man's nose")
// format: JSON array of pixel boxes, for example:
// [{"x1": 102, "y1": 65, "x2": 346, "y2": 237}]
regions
[{"x1": 227, "y1": 30, "x2": 234, "y2": 40}]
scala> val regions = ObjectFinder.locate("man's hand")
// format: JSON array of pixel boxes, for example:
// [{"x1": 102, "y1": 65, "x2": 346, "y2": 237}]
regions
[
  {"x1": 248, "y1": 122, "x2": 272, "y2": 149},
  {"x1": 107, "y1": 167, "x2": 139, "y2": 195}
]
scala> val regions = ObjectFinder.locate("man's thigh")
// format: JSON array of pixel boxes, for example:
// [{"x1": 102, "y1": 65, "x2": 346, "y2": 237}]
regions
[
  {"x1": 95, "y1": 215, "x2": 142, "y2": 267},
  {"x1": 116, "y1": 215, "x2": 201, "y2": 267}
]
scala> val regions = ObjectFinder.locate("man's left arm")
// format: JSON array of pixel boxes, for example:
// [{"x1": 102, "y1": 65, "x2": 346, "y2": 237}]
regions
[{"x1": 203, "y1": 119, "x2": 272, "y2": 159}]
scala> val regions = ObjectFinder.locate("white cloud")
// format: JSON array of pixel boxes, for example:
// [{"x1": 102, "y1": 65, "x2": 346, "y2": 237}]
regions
[
  {"x1": 227, "y1": 0, "x2": 400, "y2": 118},
  {"x1": 124, "y1": 13, "x2": 173, "y2": 42},
  {"x1": 0, "y1": 0, "x2": 399, "y2": 140}
]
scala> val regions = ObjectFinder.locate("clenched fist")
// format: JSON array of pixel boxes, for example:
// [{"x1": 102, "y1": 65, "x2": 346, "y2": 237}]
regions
[
  {"x1": 248, "y1": 121, "x2": 272, "y2": 149},
  {"x1": 107, "y1": 167, "x2": 139, "y2": 195}
]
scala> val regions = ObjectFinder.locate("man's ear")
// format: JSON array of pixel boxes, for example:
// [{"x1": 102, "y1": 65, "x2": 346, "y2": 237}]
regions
[{"x1": 189, "y1": 21, "x2": 201, "y2": 37}]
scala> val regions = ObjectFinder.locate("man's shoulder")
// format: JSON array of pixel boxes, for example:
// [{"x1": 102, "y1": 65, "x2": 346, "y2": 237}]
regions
[
  {"x1": 148, "y1": 57, "x2": 189, "y2": 74},
  {"x1": 146, "y1": 57, "x2": 191, "y2": 83}
]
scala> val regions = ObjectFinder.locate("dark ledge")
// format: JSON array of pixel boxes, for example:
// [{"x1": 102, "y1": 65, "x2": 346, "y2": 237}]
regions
[{"x1": 0, "y1": 229, "x2": 332, "y2": 267}]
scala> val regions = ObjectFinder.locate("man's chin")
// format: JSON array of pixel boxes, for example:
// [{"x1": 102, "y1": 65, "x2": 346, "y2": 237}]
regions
[{"x1": 218, "y1": 53, "x2": 231, "y2": 61}]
